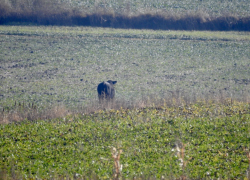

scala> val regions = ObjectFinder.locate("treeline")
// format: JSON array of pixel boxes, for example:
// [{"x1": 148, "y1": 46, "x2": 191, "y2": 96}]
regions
[{"x1": 0, "y1": 0, "x2": 250, "y2": 31}]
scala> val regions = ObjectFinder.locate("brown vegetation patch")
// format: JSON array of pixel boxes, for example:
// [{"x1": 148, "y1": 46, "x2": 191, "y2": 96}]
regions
[
  {"x1": 1, "y1": 90, "x2": 249, "y2": 124},
  {"x1": 0, "y1": 104, "x2": 70, "y2": 124}
]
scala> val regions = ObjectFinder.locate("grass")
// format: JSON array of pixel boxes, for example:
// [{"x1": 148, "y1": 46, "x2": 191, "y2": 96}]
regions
[
  {"x1": 0, "y1": 26, "x2": 250, "y2": 179},
  {"x1": 0, "y1": 26, "x2": 250, "y2": 113},
  {"x1": 1, "y1": 26, "x2": 250, "y2": 40},
  {"x1": 0, "y1": 100, "x2": 249, "y2": 179}
]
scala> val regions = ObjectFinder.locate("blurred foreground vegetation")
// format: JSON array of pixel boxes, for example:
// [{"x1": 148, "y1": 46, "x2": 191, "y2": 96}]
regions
[{"x1": 0, "y1": 100, "x2": 250, "y2": 179}]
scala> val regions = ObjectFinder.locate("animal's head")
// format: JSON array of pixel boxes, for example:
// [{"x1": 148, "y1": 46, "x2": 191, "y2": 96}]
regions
[{"x1": 107, "y1": 80, "x2": 117, "y2": 85}]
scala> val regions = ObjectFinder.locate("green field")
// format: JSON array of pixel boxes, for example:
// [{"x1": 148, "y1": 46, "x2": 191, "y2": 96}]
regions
[
  {"x1": 0, "y1": 26, "x2": 250, "y2": 110},
  {"x1": 45, "y1": 0, "x2": 250, "y2": 16},
  {"x1": 0, "y1": 101, "x2": 250, "y2": 179},
  {"x1": 0, "y1": 26, "x2": 250, "y2": 179}
]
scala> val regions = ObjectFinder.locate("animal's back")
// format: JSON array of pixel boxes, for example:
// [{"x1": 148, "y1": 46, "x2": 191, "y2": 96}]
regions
[{"x1": 97, "y1": 80, "x2": 117, "y2": 101}]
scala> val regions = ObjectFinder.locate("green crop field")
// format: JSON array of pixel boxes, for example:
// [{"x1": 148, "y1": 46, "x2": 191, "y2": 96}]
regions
[
  {"x1": 0, "y1": 101, "x2": 250, "y2": 179},
  {"x1": 0, "y1": 26, "x2": 250, "y2": 179}
]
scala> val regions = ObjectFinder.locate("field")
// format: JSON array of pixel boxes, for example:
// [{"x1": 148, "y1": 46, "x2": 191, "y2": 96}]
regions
[
  {"x1": 1, "y1": 0, "x2": 250, "y2": 30},
  {"x1": 2, "y1": 0, "x2": 250, "y2": 17},
  {"x1": 0, "y1": 26, "x2": 250, "y2": 179},
  {"x1": 0, "y1": 101, "x2": 250, "y2": 179},
  {"x1": 0, "y1": 26, "x2": 250, "y2": 111},
  {"x1": 68, "y1": 0, "x2": 250, "y2": 16}
]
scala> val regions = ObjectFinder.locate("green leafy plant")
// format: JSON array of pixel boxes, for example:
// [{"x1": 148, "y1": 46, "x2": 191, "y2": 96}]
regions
[{"x1": 0, "y1": 101, "x2": 249, "y2": 179}]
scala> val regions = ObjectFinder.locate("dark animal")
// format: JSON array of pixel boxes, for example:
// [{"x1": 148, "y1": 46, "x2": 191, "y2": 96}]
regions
[{"x1": 97, "y1": 80, "x2": 117, "y2": 102}]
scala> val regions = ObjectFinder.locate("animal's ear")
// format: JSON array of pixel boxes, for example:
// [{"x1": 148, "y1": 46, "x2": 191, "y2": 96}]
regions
[{"x1": 112, "y1": 81, "x2": 117, "y2": 85}]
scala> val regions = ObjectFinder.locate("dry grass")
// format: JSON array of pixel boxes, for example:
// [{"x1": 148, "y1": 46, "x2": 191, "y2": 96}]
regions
[
  {"x1": 1, "y1": 90, "x2": 249, "y2": 124},
  {"x1": 0, "y1": 104, "x2": 70, "y2": 124},
  {"x1": 111, "y1": 147, "x2": 123, "y2": 180},
  {"x1": 0, "y1": 0, "x2": 250, "y2": 30}
]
